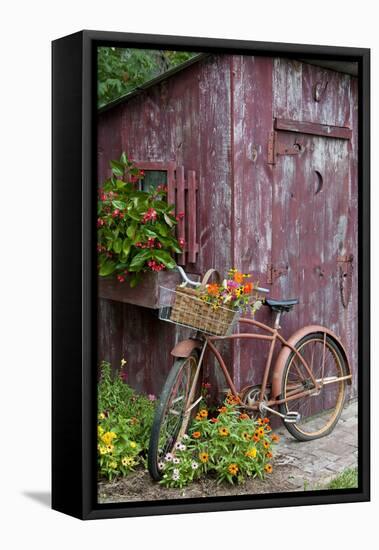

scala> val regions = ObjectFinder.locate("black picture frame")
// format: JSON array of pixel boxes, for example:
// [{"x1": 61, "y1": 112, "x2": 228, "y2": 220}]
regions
[{"x1": 52, "y1": 30, "x2": 370, "y2": 520}]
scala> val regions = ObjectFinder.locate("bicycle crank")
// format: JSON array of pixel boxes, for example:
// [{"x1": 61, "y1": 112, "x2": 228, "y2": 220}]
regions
[{"x1": 259, "y1": 403, "x2": 301, "y2": 424}]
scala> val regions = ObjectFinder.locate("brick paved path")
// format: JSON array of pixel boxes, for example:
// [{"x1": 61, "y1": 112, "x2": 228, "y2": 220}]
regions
[{"x1": 274, "y1": 399, "x2": 358, "y2": 490}]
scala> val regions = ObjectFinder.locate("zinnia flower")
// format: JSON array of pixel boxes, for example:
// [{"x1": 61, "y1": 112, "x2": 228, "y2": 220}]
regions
[
  {"x1": 228, "y1": 463, "x2": 239, "y2": 475},
  {"x1": 165, "y1": 453, "x2": 174, "y2": 461},
  {"x1": 219, "y1": 427, "x2": 229, "y2": 437},
  {"x1": 191, "y1": 461, "x2": 199, "y2": 470},
  {"x1": 199, "y1": 452, "x2": 209, "y2": 463},
  {"x1": 265, "y1": 464, "x2": 273, "y2": 474},
  {"x1": 192, "y1": 431, "x2": 201, "y2": 439}
]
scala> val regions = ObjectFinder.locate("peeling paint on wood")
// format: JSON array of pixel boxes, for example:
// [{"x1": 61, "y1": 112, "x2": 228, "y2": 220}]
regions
[{"x1": 97, "y1": 54, "x2": 358, "y2": 399}]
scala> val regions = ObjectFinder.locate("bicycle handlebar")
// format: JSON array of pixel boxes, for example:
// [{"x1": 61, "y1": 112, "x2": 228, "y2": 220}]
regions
[{"x1": 175, "y1": 266, "x2": 270, "y2": 294}]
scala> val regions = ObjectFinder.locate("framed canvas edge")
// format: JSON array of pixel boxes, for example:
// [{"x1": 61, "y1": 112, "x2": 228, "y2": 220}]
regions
[{"x1": 52, "y1": 30, "x2": 370, "y2": 520}]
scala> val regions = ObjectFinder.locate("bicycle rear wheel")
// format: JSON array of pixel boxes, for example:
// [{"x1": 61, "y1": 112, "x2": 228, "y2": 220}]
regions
[
  {"x1": 279, "y1": 333, "x2": 348, "y2": 441},
  {"x1": 148, "y1": 351, "x2": 201, "y2": 480}
]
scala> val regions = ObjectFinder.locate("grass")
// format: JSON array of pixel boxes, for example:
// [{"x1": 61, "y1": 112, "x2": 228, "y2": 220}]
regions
[{"x1": 326, "y1": 467, "x2": 358, "y2": 489}]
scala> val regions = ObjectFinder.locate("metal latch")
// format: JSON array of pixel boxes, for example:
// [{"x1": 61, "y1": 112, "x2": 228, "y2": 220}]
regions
[
  {"x1": 267, "y1": 263, "x2": 289, "y2": 284},
  {"x1": 337, "y1": 254, "x2": 354, "y2": 309}
]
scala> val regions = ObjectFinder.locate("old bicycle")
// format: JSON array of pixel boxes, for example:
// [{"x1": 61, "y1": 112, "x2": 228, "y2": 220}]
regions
[{"x1": 148, "y1": 266, "x2": 352, "y2": 480}]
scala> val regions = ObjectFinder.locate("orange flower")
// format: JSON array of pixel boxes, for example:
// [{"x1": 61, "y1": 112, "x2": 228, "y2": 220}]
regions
[
  {"x1": 233, "y1": 272, "x2": 244, "y2": 284},
  {"x1": 263, "y1": 417, "x2": 270, "y2": 424},
  {"x1": 243, "y1": 282, "x2": 253, "y2": 294},
  {"x1": 258, "y1": 427, "x2": 265, "y2": 437},
  {"x1": 195, "y1": 413, "x2": 202, "y2": 420},
  {"x1": 226, "y1": 394, "x2": 239, "y2": 405},
  {"x1": 265, "y1": 464, "x2": 273, "y2": 474},
  {"x1": 199, "y1": 409, "x2": 208, "y2": 418},
  {"x1": 266, "y1": 451, "x2": 273, "y2": 459},
  {"x1": 253, "y1": 434, "x2": 259, "y2": 442},
  {"x1": 271, "y1": 434, "x2": 280, "y2": 443},
  {"x1": 199, "y1": 452, "x2": 209, "y2": 463},
  {"x1": 219, "y1": 427, "x2": 229, "y2": 437},
  {"x1": 210, "y1": 417, "x2": 219, "y2": 423},
  {"x1": 239, "y1": 413, "x2": 250, "y2": 420},
  {"x1": 207, "y1": 283, "x2": 220, "y2": 296},
  {"x1": 192, "y1": 431, "x2": 201, "y2": 439},
  {"x1": 218, "y1": 406, "x2": 227, "y2": 414},
  {"x1": 228, "y1": 463, "x2": 239, "y2": 475},
  {"x1": 263, "y1": 440, "x2": 270, "y2": 449},
  {"x1": 265, "y1": 425, "x2": 272, "y2": 432}
]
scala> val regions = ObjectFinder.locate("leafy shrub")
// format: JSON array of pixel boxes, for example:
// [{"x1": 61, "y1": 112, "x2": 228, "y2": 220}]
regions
[
  {"x1": 97, "y1": 153, "x2": 182, "y2": 286},
  {"x1": 97, "y1": 361, "x2": 156, "y2": 480},
  {"x1": 159, "y1": 396, "x2": 279, "y2": 488}
]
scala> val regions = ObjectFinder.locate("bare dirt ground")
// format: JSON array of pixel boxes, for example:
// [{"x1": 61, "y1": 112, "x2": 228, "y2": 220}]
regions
[{"x1": 97, "y1": 463, "x2": 300, "y2": 503}]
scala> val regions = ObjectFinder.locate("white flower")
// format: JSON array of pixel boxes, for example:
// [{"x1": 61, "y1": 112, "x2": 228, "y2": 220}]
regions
[
  {"x1": 165, "y1": 453, "x2": 173, "y2": 462},
  {"x1": 173, "y1": 468, "x2": 179, "y2": 475},
  {"x1": 172, "y1": 472, "x2": 180, "y2": 481},
  {"x1": 173, "y1": 457, "x2": 180, "y2": 464},
  {"x1": 175, "y1": 441, "x2": 182, "y2": 450},
  {"x1": 182, "y1": 434, "x2": 189, "y2": 440},
  {"x1": 223, "y1": 279, "x2": 227, "y2": 289},
  {"x1": 158, "y1": 461, "x2": 165, "y2": 470},
  {"x1": 179, "y1": 443, "x2": 186, "y2": 451},
  {"x1": 191, "y1": 461, "x2": 199, "y2": 470}
]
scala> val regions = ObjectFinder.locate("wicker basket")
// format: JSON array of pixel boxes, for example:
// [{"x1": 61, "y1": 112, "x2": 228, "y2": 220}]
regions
[{"x1": 160, "y1": 269, "x2": 239, "y2": 336}]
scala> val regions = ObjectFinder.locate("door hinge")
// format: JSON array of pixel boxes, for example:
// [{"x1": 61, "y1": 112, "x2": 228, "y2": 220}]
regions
[
  {"x1": 337, "y1": 254, "x2": 354, "y2": 309},
  {"x1": 267, "y1": 263, "x2": 289, "y2": 284},
  {"x1": 268, "y1": 131, "x2": 303, "y2": 165}
]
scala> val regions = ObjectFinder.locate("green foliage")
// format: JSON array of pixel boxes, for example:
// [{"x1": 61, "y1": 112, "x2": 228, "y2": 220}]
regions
[
  {"x1": 97, "y1": 153, "x2": 180, "y2": 284},
  {"x1": 327, "y1": 467, "x2": 358, "y2": 489},
  {"x1": 98, "y1": 47, "x2": 197, "y2": 108},
  {"x1": 159, "y1": 397, "x2": 279, "y2": 488},
  {"x1": 97, "y1": 361, "x2": 156, "y2": 480}
]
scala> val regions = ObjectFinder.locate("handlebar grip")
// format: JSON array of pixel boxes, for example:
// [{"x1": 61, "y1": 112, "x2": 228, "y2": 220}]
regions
[{"x1": 256, "y1": 286, "x2": 270, "y2": 294}]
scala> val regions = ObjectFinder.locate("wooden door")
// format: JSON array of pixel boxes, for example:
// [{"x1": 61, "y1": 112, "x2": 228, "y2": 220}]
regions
[{"x1": 270, "y1": 124, "x2": 354, "y2": 366}]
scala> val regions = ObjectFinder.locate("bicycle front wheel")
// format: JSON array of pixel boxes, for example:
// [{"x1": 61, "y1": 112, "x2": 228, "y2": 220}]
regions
[
  {"x1": 148, "y1": 351, "x2": 202, "y2": 480},
  {"x1": 279, "y1": 333, "x2": 348, "y2": 441}
]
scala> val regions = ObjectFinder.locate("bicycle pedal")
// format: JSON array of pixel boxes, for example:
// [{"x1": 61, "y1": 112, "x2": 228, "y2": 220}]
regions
[{"x1": 284, "y1": 411, "x2": 301, "y2": 424}]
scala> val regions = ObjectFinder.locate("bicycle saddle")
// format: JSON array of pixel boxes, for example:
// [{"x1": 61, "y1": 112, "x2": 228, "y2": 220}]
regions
[{"x1": 264, "y1": 298, "x2": 299, "y2": 313}]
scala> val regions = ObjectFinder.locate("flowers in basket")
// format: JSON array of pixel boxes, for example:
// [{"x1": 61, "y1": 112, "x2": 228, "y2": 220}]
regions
[{"x1": 198, "y1": 268, "x2": 262, "y2": 314}]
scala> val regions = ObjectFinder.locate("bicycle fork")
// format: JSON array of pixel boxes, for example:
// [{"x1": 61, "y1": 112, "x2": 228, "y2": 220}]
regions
[{"x1": 177, "y1": 341, "x2": 208, "y2": 440}]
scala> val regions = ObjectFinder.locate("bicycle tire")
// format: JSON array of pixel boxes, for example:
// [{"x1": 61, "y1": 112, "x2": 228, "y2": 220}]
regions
[
  {"x1": 148, "y1": 351, "x2": 201, "y2": 481},
  {"x1": 279, "y1": 332, "x2": 348, "y2": 441}
]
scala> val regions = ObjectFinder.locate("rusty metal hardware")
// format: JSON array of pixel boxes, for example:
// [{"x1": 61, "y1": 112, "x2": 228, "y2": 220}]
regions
[
  {"x1": 267, "y1": 263, "x2": 289, "y2": 284},
  {"x1": 337, "y1": 254, "x2": 354, "y2": 308},
  {"x1": 313, "y1": 81, "x2": 328, "y2": 102},
  {"x1": 268, "y1": 131, "x2": 303, "y2": 164}
]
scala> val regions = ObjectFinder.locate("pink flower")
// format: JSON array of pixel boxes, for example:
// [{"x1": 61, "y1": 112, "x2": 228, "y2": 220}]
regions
[
  {"x1": 142, "y1": 208, "x2": 157, "y2": 223},
  {"x1": 148, "y1": 394, "x2": 156, "y2": 401},
  {"x1": 178, "y1": 238, "x2": 185, "y2": 248}
]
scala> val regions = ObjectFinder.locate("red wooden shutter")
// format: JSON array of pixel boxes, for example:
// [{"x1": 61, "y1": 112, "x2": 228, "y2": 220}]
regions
[{"x1": 174, "y1": 167, "x2": 199, "y2": 266}]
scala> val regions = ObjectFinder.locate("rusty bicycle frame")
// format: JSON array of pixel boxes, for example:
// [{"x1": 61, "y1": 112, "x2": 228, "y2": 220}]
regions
[{"x1": 173, "y1": 314, "x2": 352, "y2": 430}]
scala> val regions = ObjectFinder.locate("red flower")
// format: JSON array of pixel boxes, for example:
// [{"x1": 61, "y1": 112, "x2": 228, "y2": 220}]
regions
[{"x1": 117, "y1": 275, "x2": 125, "y2": 283}]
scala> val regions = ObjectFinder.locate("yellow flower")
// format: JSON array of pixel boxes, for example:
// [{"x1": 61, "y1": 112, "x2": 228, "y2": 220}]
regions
[
  {"x1": 219, "y1": 427, "x2": 229, "y2": 437},
  {"x1": 101, "y1": 431, "x2": 117, "y2": 445},
  {"x1": 199, "y1": 409, "x2": 208, "y2": 418},
  {"x1": 98, "y1": 425, "x2": 104, "y2": 436},
  {"x1": 106, "y1": 444, "x2": 114, "y2": 453},
  {"x1": 121, "y1": 456, "x2": 135, "y2": 467},
  {"x1": 265, "y1": 464, "x2": 273, "y2": 474},
  {"x1": 98, "y1": 446, "x2": 107, "y2": 455},
  {"x1": 109, "y1": 461, "x2": 117, "y2": 469},
  {"x1": 199, "y1": 452, "x2": 209, "y2": 463},
  {"x1": 130, "y1": 441, "x2": 137, "y2": 448},
  {"x1": 98, "y1": 412, "x2": 106, "y2": 420},
  {"x1": 245, "y1": 447, "x2": 257, "y2": 459}
]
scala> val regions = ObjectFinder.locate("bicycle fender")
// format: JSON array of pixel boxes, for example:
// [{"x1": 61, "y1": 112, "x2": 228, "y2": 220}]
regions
[
  {"x1": 271, "y1": 325, "x2": 352, "y2": 400},
  {"x1": 171, "y1": 339, "x2": 202, "y2": 358}
]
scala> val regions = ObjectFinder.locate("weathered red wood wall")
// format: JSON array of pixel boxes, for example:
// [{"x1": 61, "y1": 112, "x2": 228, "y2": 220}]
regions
[{"x1": 97, "y1": 54, "x2": 358, "y2": 399}]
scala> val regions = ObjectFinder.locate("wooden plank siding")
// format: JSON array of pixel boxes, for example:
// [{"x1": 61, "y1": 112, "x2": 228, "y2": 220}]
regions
[{"x1": 97, "y1": 54, "x2": 358, "y2": 401}]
